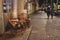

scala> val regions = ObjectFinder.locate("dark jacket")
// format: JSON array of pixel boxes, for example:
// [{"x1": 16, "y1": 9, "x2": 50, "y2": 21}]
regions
[{"x1": 47, "y1": 7, "x2": 51, "y2": 13}]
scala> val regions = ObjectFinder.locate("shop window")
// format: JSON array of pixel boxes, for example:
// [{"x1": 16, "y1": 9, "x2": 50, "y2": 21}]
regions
[
  {"x1": 3, "y1": 0, "x2": 13, "y2": 13},
  {"x1": 3, "y1": 1, "x2": 7, "y2": 13}
]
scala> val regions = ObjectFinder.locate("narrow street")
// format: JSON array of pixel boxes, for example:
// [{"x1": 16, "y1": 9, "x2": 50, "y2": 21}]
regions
[
  {"x1": 0, "y1": 0, "x2": 60, "y2": 40},
  {"x1": 28, "y1": 11, "x2": 60, "y2": 40}
]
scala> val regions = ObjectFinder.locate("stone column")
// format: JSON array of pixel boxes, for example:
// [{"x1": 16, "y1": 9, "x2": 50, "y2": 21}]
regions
[
  {"x1": 12, "y1": 0, "x2": 17, "y2": 18},
  {"x1": 0, "y1": 0, "x2": 5, "y2": 34},
  {"x1": 17, "y1": 0, "x2": 25, "y2": 15}
]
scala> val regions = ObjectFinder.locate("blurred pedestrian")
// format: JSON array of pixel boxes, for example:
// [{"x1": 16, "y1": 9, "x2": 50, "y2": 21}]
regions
[{"x1": 46, "y1": 5, "x2": 53, "y2": 19}]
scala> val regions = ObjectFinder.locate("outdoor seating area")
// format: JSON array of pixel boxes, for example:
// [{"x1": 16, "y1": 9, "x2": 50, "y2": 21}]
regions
[{"x1": 4, "y1": 13, "x2": 31, "y2": 36}]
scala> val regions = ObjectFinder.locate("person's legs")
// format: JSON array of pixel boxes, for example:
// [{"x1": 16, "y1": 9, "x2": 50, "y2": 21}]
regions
[
  {"x1": 47, "y1": 13, "x2": 50, "y2": 19},
  {"x1": 51, "y1": 13, "x2": 53, "y2": 19}
]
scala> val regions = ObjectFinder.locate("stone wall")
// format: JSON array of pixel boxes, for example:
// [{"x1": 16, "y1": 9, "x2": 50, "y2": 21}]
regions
[
  {"x1": 17, "y1": 0, "x2": 25, "y2": 15},
  {"x1": 17, "y1": 0, "x2": 35, "y2": 15},
  {"x1": 0, "y1": 0, "x2": 5, "y2": 34}
]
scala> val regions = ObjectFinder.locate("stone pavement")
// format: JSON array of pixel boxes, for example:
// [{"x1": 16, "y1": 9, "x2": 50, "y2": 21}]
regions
[
  {"x1": 8, "y1": 27, "x2": 32, "y2": 40},
  {"x1": 28, "y1": 11, "x2": 60, "y2": 40},
  {"x1": 0, "y1": 26, "x2": 32, "y2": 40}
]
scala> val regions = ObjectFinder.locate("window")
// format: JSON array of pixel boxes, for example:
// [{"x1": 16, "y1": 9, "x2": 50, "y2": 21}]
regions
[
  {"x1": 3, "y1": 0, "x2": 13, "y2": 13},
  {"x1": 3, "y1": 1, "x2": 7, "y2": 13}
]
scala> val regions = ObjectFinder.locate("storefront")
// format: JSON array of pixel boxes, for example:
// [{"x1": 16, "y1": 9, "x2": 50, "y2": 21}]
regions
[{"x1": 0, "y1": 0, "x2": 35, "y2": 34}]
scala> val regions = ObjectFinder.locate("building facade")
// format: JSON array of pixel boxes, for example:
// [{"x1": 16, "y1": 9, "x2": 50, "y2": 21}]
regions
[{"x1": 0, "y1": 0, "x2": 36, "y2": 34}]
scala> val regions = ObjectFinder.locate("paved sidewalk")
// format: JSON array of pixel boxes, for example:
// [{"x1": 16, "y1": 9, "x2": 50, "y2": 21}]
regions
[
  {"x1": 8, "y1": 27, "x2": 32, "y2": 40},
  {"x1": 13, "y1": 28, "x2": 31, "y2": 40},
  {"x1": 28, "y1": 12, "x2": 60, "y2": 40},
  {"x1": 0, "y1": 26, "x2": 32, "y2": 40}
]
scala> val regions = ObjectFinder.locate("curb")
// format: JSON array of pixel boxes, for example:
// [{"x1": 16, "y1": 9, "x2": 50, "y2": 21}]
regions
[
  {"x1": 21, "y1": 26, "x2": 32, "y2": 40},
  {"x1": 8, "y1": 26, "x2": 32, "y2": 40}
]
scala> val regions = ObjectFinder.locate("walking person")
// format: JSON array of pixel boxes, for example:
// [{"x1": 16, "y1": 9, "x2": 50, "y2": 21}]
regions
[{"x1": 46, "y1": 5, "x2": 53, "y2": 19}]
